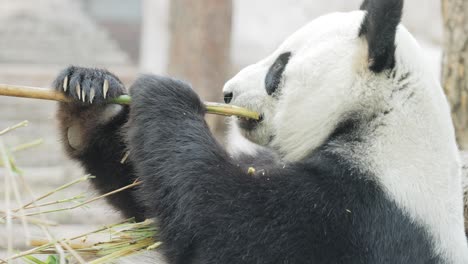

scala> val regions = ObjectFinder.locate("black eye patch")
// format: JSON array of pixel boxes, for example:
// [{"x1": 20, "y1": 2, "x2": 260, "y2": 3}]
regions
[{"x1": 265, "y1": 52, "x2": 292, "y2": 96}]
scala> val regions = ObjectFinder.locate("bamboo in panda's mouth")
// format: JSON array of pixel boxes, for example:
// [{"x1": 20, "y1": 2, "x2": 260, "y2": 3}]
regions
[{"x1": 0, "y1": 84, "x2": 261, "y2": 120}]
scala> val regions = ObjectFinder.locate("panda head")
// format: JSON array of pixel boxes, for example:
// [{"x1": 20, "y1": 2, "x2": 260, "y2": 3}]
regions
[{"x1": 223, "y1": 0, "x2": 420, "y2": 161}]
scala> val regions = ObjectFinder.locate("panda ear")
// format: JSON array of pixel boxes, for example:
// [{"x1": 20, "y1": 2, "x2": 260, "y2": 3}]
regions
[{"x1": 359, "y1": 0, "x2": 404, "y2": 73}]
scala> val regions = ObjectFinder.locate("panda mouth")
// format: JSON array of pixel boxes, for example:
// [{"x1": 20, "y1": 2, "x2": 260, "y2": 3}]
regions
[{"x1": 237, "y1": 114, "x2": 264, "y2": 131}]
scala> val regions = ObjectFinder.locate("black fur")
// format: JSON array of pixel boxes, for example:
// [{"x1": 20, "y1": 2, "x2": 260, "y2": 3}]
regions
[
  {"x1": 359, "y1": 0, "x2": 403, "y2": 72},
  {"x1": 55, "y1": 66, "x2": 441, "y2": 263},
  {"x1": 53, "y1": 66, "x2": 126, "y2": 104},
  {"x1": 125, "y1": 75, "x2": 439, "y2": 263},
  {"x1": 265, "y1": 52, "x2": 292, "y2": 96},
  {"x1": 53, "y1": 66, "x2": 145, "y2": 221},
  {"x1": 52, "y1": 2, "x2": 441, "y2": 262}
]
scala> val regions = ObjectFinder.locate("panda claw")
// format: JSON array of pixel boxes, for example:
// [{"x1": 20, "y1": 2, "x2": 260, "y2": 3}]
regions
[
  {"x1": 63, "y1": 76, "x2": 68, "y2": 92},
  {"x1": 103, "y1": 79, "x2": 109, "y2": 99},
  {"x1": 89, "y1": 88, "x2": 95, "y2": 103},
  {"x1": 76, "y1": 83, "x2": 81, "y2": 100},
  {"x1": 81, "y1": 89, "x2": 86, "y2": 102}
]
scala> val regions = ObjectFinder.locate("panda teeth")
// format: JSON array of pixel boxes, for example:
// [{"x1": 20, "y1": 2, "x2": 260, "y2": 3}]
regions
[
  {"x1": 258, "y1": 114, "x2": 264, "y2": 122},
  {"x1": 237, "y1": 115, "x2": 263, "y2": 123}
]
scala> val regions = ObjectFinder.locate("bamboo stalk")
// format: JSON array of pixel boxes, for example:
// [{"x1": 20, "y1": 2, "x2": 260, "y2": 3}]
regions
[
  {"x1": 12, "y1": 138, "x2": 44, "y2": 153},
  {"x1": 6, "y1": 218, "x2": 136, "y2": 261},
  {"x1": 15, "y1": 175, "x2": 93, "y2": 212},
  {"x1": 0, "y1": 84, "x2": 260, "y2": 120},
  {"x1": 0, "y1": 120, "x2": 28, "y2": 136},
  {"x1": 22, "y1": 180, "x2": 142, "y2": 217},
  {"x1": 0, "y1": 139, "x2": 14, "y2": 262}
]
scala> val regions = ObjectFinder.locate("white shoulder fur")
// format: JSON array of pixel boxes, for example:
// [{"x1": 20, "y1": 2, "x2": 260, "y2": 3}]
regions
[{"x1": 224, "y1": 10, "x2": 468, "y2": 263}]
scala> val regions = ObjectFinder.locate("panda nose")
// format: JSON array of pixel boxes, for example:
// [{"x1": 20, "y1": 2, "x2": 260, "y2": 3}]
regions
[{"x1": 223, "y1": 92, "x2": 233, "y2": 104}]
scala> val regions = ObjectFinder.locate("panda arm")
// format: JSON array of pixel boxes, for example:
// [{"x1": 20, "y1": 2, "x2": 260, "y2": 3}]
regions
[
  {"x1": 53, "y1": 66, "x2": 146, "y2": 221},
  {"x1": 127, "y1": 75, "x2": 344, "y2": 261}
]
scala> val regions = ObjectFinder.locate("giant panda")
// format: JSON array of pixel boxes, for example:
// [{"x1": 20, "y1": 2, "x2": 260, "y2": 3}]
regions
[{"x1": 53, "y1": 0, "x2": 468, "y2": 263}]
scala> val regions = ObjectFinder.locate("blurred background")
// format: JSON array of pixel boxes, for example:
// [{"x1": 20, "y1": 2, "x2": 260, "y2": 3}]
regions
[
  {"x1": 0, "y1": 0, "x2": 466, "y2": 260},
  {"x1": 0, "y1": 0, "x2": 445, "y2": 166}
]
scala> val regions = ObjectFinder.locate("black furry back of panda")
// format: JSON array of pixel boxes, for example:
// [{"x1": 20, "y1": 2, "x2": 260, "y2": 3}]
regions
[
  {"x1": 123, "y1": 76, "x2": 441, "y2": 264},
  {"x1": 53, "y1": 62, "x2": 442, "y2": 264}
]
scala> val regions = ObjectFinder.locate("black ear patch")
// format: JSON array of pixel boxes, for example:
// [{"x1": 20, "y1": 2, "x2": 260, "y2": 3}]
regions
[
  {"x1": 359, "y1": 0, "x2": 403, "y2": 73},
  {"x1": 265, "y1": 52, "x2": 292, "y2": 96}
]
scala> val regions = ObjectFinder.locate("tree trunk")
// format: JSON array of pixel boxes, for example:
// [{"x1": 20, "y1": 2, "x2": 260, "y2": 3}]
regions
[
  {"x1": 168, "y1": 0, "x2": 232, "y2": 139},
  {"x1": 441, "y1": 0, "x2": 468, "y2": 232},
  {"x1": 442, "y1": 0, "x2": 468, "y2": 148}
]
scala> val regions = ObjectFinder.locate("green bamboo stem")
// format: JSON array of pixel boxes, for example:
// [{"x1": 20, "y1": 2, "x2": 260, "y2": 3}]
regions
[
  {"x1": 14, "y1": 175, "x2": 94, "y2": 212},
  {"x1": 6, "y1": 218, "x2": 138, "y2": 261},
  {"x1": 0, "y1": 84, "x2": 260, "y2": 120},
  {"x1": 0, "y1": 120, "x2": 29, "y2": 136},
  {"x1": 21, "y1": 181, "x2": 141, "y2": 217}
]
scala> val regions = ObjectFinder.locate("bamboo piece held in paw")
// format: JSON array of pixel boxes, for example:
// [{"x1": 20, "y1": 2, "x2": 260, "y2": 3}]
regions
[{"x1": 0, "y1": 84, "x2": 260, "y2": 120}]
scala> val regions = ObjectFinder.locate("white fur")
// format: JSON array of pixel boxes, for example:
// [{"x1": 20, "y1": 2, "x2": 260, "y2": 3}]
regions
[
  {"x1": 225, "y1": 118, "x2": 260, "y2": 157},
  {"x1": 100, "y1": 104, "x2": 124, "y2": 123},
  {"x1": 224, "y1": 12, "x2": 367, "y2": 160},
  {"x1": 369, "y1": 26, "x2": 467, "y2": 263},
  {"x1": 224, "y1": 10, "x2": 468, "y2": 263}
]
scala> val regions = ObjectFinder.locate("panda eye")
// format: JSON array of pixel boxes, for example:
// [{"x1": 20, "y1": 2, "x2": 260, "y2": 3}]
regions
[{"x1": 265, "y1": 52, "x2": 292, "y2": 96}]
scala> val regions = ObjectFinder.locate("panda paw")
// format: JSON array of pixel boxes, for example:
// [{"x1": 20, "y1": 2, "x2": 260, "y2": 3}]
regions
[
  {"x1": 53, "y1": 66, "x2": 126, "y2": 105},
  {"x1": 129, "y1": 75, "x2": 205, "y2": 116}
]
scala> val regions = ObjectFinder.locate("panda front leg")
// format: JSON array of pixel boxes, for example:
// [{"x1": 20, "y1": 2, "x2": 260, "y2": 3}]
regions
[
  {"x1": 127, "y1": 75, "x2": 235, "y2": 262},
  {"x1": 53, "y1": 66, "x2": 146, "y2": 221},
  {"x1": 126, "y1": 76, "x2": 316, "y2": 263}
]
